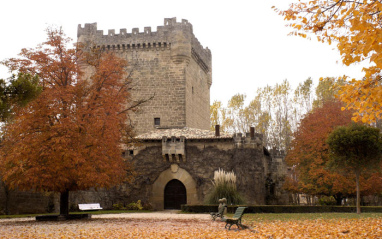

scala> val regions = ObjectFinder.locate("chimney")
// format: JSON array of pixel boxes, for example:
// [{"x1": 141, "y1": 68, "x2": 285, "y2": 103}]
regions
[
  {"x1": 250, "y1": 127, "x2": 255, "y2": 139},
  {"x1": 215, "y1": 125, "x2": 220, "y2": 137}
]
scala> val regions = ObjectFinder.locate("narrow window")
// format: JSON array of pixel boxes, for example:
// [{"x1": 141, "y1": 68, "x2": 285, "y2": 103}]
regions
[{"x1": 154, "y1": 118, "x2": 160, "y2": 126}]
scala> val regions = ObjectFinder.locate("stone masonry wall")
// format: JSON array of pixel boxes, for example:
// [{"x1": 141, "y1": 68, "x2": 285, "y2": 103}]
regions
[
  {"x1": 68, "y1": 139, "x2": 270, "y2": 210},
  {"x1": 0, "y1": 137, "x2": 288, "y2": 214},
  {"x1": 119, "y1": 48, "x2": 187, "y2": 134},
  {"x1": 185, "y1": 58, "x2": 211, "y2": 130},
  {"x1": 122, "y1": 139, "x2": 269, "y2": 208},
  {"x1": 0, "y1": 181, "x2": 59, "y2": 215},
  {"x1": 69, "y1": 138, "x2": 287, "y2": 211},
  {"x1": 77, "y1": 18, "x2": 212, "y2": 135}
]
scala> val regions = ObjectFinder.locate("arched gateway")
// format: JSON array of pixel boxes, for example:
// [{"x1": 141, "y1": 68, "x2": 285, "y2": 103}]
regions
[
  {"x1": 151, "y1": 164, "x2": 198, "y2": 210},
  {"x1": 164, "y1": 179, "x2": 187, "y2": 209}
]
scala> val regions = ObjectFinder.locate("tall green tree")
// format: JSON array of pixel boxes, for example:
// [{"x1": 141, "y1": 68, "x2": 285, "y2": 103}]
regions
[
  {"x1": 0, "y1": 73, "x2": 41, "y2": 215},
  {"x1": 0, "y1": 73, "x2": 41, "y2": 121},
  {"x1": 327, "y1": 124, "x2": 382, "y2": 214}
]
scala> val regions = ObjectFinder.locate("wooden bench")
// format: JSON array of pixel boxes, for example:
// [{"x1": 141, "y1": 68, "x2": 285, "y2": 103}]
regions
[
  {"x1": 78, "y1": 203, "x2": 103, "y2": 211},
  {"x1": 224, "y1": 207, "x2": 247, "y2": 230}
]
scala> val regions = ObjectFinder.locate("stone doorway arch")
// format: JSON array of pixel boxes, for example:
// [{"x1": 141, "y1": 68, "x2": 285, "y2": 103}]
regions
[
  {"x1": 164, "y1": 179, "x2": 187, "y2": 209},
  {"x1": 151, "y1": 164, "x2": 198, "y2": 210}
]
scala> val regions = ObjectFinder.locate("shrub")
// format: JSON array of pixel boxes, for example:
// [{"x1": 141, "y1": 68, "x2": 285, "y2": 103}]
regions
[
  {"x1": 112, "y1": 203, "x2": 125, "y2": 210},
  {"x1": 206, "y1": 168, "x2": 244, "y2": 205},
  {"x1": 318, "y1": 196, "x2": 337, "y2": 206},
  {"x1": 126, "y1": 200, "x2": 143, "y2": 210},
  {"x1": 47, "y1": 201, "x2": 56, "y2": 213},
  {"x1": 142, "y1": 202, "x2": 153, "y2": 211}
]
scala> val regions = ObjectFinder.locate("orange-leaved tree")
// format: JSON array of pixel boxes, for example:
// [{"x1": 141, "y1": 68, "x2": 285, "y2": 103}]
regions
[
  {"x1": 285, "y1": 100, "x2": 355, "y2": 204},
  {"x1": 275, "y1": 1, "x2": 382, "y2": 123},
  {"x1": 0, "y1": 27, "x2": 134, "y2": 217}
]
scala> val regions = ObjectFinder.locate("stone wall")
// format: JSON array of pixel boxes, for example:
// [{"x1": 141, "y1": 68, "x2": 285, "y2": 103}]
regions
[
  {"x1": 0, "y1": 135, "x2": 288, "y2": 214},
  {"x1": 118, "y1": 135, "x2": 288, "y2": 210},
  {"x1": 68, "y1": 137, "x2": 280, "y2": 210},
  {"x1": 0, "y1": 181, "x2": 59, "y2": 215},
  {"x1": 267, "y1": 149, "x2": 289, "y2": 205},
  {"x1": 185, "y1": 58, "x2": 211, "y2": 130},
  {"x1": 77, "y1": 18, "x2": 212, "y2": 135}
]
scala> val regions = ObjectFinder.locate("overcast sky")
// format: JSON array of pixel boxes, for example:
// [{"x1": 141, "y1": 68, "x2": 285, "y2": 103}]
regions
[{"x1": 0, "y1": 0, "x2": 368, "y2": 105}]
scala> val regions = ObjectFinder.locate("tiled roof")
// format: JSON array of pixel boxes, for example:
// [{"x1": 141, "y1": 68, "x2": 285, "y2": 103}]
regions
[{"x1": 135, "y1": 127, "x2": 233, "y2": 140}]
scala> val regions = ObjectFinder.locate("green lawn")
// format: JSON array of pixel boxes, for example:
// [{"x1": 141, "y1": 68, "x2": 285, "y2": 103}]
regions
[{"x1": 240, "y1": 212, "x2": 382, "y2": 222}]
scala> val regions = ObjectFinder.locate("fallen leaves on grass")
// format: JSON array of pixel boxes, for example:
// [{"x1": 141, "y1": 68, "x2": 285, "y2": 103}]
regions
[
  {"x1": 1, "y1": 217, "x2": 382, "y2": 238},
  {"x1": 251, "y1": 218, "x2": 382, "y2": 238}
]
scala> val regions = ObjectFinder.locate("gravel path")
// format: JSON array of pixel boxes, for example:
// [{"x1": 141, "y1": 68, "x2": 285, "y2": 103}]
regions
[
  {"x1": 0, "y1": 210, "x2": 211, "y2": 222},
  {"x1": 0, "y1": 211, "x2": 234, "y2": 238},
  {"x1": 94, "y1": 210, "x2": 211, "y2": 220}
]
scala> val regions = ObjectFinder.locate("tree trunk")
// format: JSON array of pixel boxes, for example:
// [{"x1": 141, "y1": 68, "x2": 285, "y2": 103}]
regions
[
  {"x1": 1, "y1": 181, "x2": 10, "y2": 215},
  {"x1": 334, "y1": 193, "x2": 343, "y2": 206},
  {"x1": 60, "y1": 190, "x2": 70, "y2": 217},
  {"x1": 5, "y1": 186, "x2": 9, "y2": 215},
  {"x1": 355, "y1": 171, "x2": 361, "y2": 214}
]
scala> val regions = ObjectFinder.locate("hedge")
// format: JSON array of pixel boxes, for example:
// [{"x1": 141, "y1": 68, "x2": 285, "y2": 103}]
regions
[{"x1": 181, "y1": 205, "x2": 382, "y2": 213}]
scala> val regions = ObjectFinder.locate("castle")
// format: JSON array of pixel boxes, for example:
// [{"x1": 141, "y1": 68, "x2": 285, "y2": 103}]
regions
[
  {"x1": 75, "y1": 18, "x2": 288, "y2": 210},
  {"x1": 77, "y1": 18, "x2": 212, "y2": 135},
  {"x1": 0, "y1": 18, "x2": 287, "y2": 214}
]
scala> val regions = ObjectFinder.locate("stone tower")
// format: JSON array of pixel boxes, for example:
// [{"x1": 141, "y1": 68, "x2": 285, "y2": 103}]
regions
[{"x1": 77, "y1": 18, "x2": 212, "y2": 135}]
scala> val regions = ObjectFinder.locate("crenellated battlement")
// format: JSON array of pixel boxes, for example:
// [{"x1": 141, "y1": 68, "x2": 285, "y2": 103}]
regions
[
  {"x1": 162, "y1": 136, "x2": 186, "y2": 163},
  {"x1": 77, "y1": 18, "x2": 211, "y2": 73},
  {"x1": 233, "y1": 132, "x2": 264, "y2": 150},
  {"x1": 269, "y1": 149, "x2": 286, "y2": 159},
  {"x1": 77, "y1": 18, "x2": 194, "y2": 39}
]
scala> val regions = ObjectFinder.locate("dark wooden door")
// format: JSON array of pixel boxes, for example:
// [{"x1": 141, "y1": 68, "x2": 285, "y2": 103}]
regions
[{"x1": 164, "y1": 179, "x2": 187, "y2": 209}]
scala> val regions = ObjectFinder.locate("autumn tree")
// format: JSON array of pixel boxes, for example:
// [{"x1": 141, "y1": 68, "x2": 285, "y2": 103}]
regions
[
  {"x1": 291, "y1": 78, "x2": 314, "y2": 132},
  {"x1": 209, "y1": 77, "x2": 347, "y2": 152},
  {"x1": 223, "y1": 93, "x2": 246, "y2": 133},
  {"x1": 210, "y1": 100, "x2": 222, "y2": 131},
  {"x1": 0, "y1": 28, "x2": 134, "y2": 218},
  {"x1": 275, "y1": 1, "x2": 382, "y2": 123},
  {"x1": 285, "y1": 100, "x2": 355, "y2": 204},
  {"x1": 246, "y1": 94, "x2": 270, "y2": 142},
  {"x1": 210, "y1": 100, "x2": 233, "y2": 132},
  {"x1": 210, "y1": 100, "x2": 232, "y2": 133},
  {"x1": 271, "y1": 79, "x2": 293, "y2": 150},
  {"x1": 327, "y1": 123, "x2": 382, "y2": 214},
  {"x1": 210, "y1": 79, "x2": 304, "y2": 151},
  {"x1": 312, "y1": 77, "x2": 336, "y2": 109}
]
